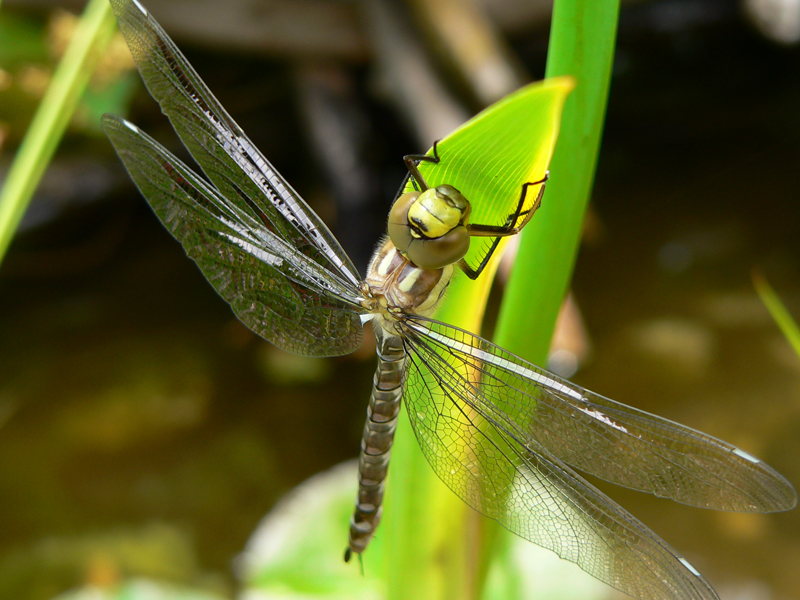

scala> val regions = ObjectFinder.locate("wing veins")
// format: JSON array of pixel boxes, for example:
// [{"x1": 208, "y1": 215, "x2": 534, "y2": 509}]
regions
[
  {"x1": 403, "y1": 315, "x2": 796, "y2": 512},
  {"x1": 112, "y1": 0, "x2": 362, "y2": 287},
  {"x1": 403, "y1": 337, "x2": 509, "y2": 502},
  {"x1": 400, "y1": 319, "x2": 717, "y2": 600}
]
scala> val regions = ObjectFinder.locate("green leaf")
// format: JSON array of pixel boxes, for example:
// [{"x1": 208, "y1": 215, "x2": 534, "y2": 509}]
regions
[
  {"x1": 496, "y1": 0, "x2": 621, "y2": 363},
  {"x1": 240, "y1": 462, "x2": 384, "y2": 599},
  {"x1": 384, "y1": 0, "x2": 620, "y2": 597},
  {"x1": 50, "y1": 580, "x2": 226, "y2": 600},
  {"x1": 489, "y1": 0, "x2": 620, "y2": 593}
]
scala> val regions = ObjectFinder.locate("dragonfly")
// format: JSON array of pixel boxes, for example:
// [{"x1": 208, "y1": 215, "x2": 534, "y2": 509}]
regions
[{"x1": 102, "y1": 1, "x2": 796, "y2": 598}]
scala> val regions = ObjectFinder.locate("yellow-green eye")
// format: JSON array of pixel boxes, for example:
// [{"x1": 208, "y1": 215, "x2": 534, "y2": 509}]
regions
[
  {"x1": 387, "y1": 192, "x2": 419, "y2": 256},
  {"x1": 407, "y1": 185, "x2": 470, "y2": 239},
  {"x1": 387, "y1": 187, "x2": 472, "y2": 270}
]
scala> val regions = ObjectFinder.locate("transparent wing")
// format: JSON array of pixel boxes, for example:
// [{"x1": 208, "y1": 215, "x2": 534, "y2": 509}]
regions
[
  {"x1": 103, "y1": 115, "x2": 365, "y2": 356},
  {"x1": 109, "y1": 0, "x2": 362, "y2": 291},
  {"x1": 402, "y1": 317, "x2": 796, "y2": 512},
  {"x1": 397, "y1": 316, "x2": 797, "y2": 599}
]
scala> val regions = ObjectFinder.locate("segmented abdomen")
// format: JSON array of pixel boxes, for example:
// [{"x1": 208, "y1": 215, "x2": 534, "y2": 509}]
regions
[{"x1": 346, "y1": 331, "x2": 405, "y2": 558}]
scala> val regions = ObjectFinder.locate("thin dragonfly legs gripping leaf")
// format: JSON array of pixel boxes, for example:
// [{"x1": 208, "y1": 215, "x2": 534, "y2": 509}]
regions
[
  {"x1": 103, "y1": 2, "x2": 796, "y2": 599},
  {"x1": 392, "y1": 141, "x2": 549, "y2": 278}
]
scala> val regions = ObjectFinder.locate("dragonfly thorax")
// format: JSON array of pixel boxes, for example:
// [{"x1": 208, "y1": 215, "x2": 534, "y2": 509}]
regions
[
  {"x1": 387, "y1": 185, "x2": 471, "y2": 270},
  {"x1": 365, "y1": 238, "x2": 453, "y2": 326}
]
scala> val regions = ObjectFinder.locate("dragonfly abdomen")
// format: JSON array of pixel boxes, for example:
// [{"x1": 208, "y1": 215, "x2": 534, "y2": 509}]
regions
[{"x1": 346, "y1": 332, "x2": 405, "y2": 560}]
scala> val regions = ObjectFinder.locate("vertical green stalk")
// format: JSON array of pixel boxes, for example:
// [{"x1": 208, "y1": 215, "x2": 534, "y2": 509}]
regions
[
  {"x1": 379, "y1": 82, "x2": 573, "y2": 600},
  {"x1": 382, "y1": 256, "x2": 499, "y2": 600},
  {"x1": 0, "y1": 0, "x2": 116, "y2": 264},
  {"x1": 495, "y1": 0, "x2": 620, "y2": 358}
]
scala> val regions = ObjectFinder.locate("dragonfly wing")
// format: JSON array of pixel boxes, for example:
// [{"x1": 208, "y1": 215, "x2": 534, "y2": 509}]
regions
[
  {"x1": 402, "y1": 317, "x2": 796, "y2": 513},
  {"x1": 103, "y1": 115, "x2": 364, "y2": 356},
  {"x1": 108, "y1": 0, "x2": 361, "y2": 291},
  {"x1": 398, "y1": 317, "x2": 719, "y2": 600}
]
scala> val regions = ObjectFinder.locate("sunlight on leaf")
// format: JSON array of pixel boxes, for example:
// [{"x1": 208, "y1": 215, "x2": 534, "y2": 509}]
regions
[{"x1": 240, "y1": 461, "x2": 384, "y2": 599}]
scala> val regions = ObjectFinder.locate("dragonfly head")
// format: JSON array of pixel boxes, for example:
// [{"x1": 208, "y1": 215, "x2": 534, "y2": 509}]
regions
[{"x1": 388, "y1": 185, "x2": 471, "y2": 270}]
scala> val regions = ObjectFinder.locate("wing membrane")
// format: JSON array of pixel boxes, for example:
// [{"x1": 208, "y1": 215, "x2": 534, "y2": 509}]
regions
[
  {"x1": 103, "y1": 114, "x2": 364, "y2": 356},
  {"x1": 108, "y1": 0, "x2": 361, "y2": 290},
  {"x1": 398, "y1": 316, "x2": 796, "y2": 599},
  {"x1": 402, "y1": 317, "x2": 796, "y2": 512}
]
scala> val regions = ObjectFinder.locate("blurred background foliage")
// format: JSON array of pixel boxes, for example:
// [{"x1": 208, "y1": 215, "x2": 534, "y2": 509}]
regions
[{"x1": 1, "y1": 0, "x2": 799, "y2": 599}]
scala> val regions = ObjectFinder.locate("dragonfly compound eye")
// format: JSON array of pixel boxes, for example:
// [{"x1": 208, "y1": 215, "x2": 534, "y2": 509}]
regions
[
  {"x1": 387, "y1": 188, "x2": 471, "y2": 270},
  {"x1": 407, "y1": 185, "x2": 470, "y2": 239},
  {"x1": 387, "y1": 192, "x2": 419, "y2": 257}
]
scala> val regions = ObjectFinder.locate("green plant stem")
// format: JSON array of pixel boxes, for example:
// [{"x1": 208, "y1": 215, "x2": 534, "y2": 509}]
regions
[
  {"x1": 495, "y1": 0, "x2": 620, "y2": 359},
  {"x1": 381, "y1": 83, "x2": 572, "y2": 600},
  {"x1": 0, "y1": 0, "x2": 116, "y2": 265},
  {"x1": 382, "y1": 254, "x2": 498, "y2": 600}
]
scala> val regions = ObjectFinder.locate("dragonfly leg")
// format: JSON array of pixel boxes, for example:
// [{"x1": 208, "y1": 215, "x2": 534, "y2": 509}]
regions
[
  {"x1": 457, "y1": 173, "x2": 548, "y2": 279},
  {"x1": 457, "y1": 258, "x2": 480, "y2": 280},
  {"x1": 403, "y1": 139, "x2": 441, "y2": 192},
  {"x1": 466, "y1": 171, "x2": 549, "y2": 238},
  {"x1": 456, "y1": 236, "x2": 501, "y2": 280}
]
